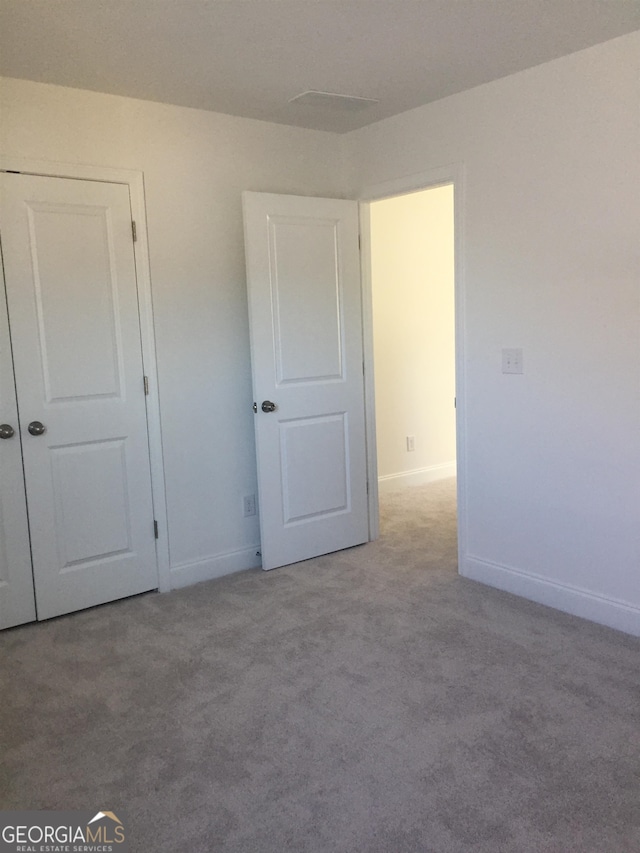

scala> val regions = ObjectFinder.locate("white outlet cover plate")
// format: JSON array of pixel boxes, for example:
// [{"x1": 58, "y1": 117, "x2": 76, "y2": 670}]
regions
[{"x1": 502, "y1": 348, "x2": 523, "y2": 374}]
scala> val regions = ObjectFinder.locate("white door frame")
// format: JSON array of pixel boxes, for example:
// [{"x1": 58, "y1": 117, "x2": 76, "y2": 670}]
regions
[
  {"x1": 0, "y1": 157, "x2": 171, "y2": 593},
  {"x1": 358, "y1": 163, "x2": 467, "y2": 565}
]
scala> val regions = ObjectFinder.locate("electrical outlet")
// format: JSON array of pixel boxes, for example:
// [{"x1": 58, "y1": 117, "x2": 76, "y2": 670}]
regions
[
  {"x1": 243, "y1": 494, "x2": 256, "y2": 517},
  {"x1": 406, "y1": 435, "x2": 416, "y2": 452},
  {"x1": 502, "y1": 348, "x2": 523, "y2": 374}
]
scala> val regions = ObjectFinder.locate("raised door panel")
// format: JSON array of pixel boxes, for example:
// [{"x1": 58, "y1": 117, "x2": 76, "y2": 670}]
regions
[
  {"x1": 268, "y1": 216, "x2": 344, "y2": 384},
  {"x1": 0, "y1": 173, "x2": 158, "y2": 620},
  {"x1": 50, "y1": 439, "x2": 133, "y2": 568},
  {"x1": 280, "y1": 414, "x2": 350, "y2": 523},
  {"x1": 26, "y1": 201, "x2": 123, "y2": 402}
]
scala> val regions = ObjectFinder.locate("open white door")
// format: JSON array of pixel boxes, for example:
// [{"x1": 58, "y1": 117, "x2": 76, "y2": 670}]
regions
[{"x1": 243, "y1": 192, "x2": 369, "y2": 570}]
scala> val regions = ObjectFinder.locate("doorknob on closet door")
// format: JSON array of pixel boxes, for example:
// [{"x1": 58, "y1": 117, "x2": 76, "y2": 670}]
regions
[
  {"x1": 0, "y1": 424, "x2": 15, "y2": 439},
  {"x1": 261, "y1": 401, "x2": 277, "y2": 413},
  {"x1": 27, "y1": 421, "x2": 46, "y2": 436}
]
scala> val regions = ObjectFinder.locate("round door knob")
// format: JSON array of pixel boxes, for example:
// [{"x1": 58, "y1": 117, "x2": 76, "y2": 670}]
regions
[
  {"x1": 28, "y1": 420, "x2": 46, "y2": 436},
  {"x1": 0, "y1": 424, "x2": 15, "y2": 439},
  {"x1": 261, "y1": 400, "x2": 277, "y2": 413}
]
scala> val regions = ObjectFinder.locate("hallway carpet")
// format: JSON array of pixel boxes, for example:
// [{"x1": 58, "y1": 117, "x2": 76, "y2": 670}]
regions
[{"x1": 1, "y1": 479, "x2": 639, "y2": 852}]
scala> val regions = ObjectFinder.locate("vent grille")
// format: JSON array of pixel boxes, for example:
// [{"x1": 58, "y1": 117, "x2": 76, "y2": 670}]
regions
[{"x1": 288, "y1": 90, "x2": 379, "y2": 112}]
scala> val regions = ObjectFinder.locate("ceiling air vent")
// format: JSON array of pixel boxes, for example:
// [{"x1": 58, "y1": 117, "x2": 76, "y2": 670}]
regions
[{"x1": 288, "y1": 90, "x2": 379, "y2": 112}]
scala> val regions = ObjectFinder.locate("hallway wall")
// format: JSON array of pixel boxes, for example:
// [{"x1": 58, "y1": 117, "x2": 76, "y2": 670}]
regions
[{"x1": 370, "y1": 186, "x2": 456, "y2": 491}]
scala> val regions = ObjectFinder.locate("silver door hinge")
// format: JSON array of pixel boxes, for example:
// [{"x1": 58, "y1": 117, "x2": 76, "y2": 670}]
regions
[
  {"x1": 143, "y1": 375, "x2": 149, "y2": 395},
  {"x1": 154, "y1": 520, "x2": 159, "y2": 539},
  {"x1": 454, "y1": 397, "x2": 457, "y2": 408},
  {"x1": 131, "y1": 221, "x2": 137, "y2": 242},
  {"x1": 358, "y1": 233, "x2": 361, "y2": 250}
]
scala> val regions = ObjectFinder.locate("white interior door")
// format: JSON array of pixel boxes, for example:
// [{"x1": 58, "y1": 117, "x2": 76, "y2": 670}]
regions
[
  {"x1": 0, "y1": 269, "x2": 36, "y2": 630},
  {"x1": 0, "y1": 173, "x2": 158, "y2": 620},
  {"x1": 243, "y1": 191, "x2": 369, "y2": 570}
]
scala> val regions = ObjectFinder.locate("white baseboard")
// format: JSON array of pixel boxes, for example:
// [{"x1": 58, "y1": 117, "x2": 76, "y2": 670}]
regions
[
  {"x1": 170, "y1": 545, "x2": 262, "y2": 589},
  {"x1": 378, "y1": 461, "x2": 456, "y2": 494},
  {"x1": 462, "y1": 554, "x2": 640, "y2": 637}
]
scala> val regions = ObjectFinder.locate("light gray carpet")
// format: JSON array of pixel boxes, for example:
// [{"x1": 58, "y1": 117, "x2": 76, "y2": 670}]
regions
[{"x1": 1, "y1": 478, "x2": 639, "y2": 852}]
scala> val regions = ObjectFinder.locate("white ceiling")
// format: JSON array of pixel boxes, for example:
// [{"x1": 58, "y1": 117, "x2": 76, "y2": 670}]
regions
[{"x1": 1, "y1": 1, "x2": 639, "y2": 133}]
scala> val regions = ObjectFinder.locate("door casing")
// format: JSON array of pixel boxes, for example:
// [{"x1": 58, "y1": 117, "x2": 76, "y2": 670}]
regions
[
  {"x1": 358, "y1": 163, "x2": 467, "y2": 563},
  {"x1": 0, "y1": 157, "x2": 171, "y2": 594}
]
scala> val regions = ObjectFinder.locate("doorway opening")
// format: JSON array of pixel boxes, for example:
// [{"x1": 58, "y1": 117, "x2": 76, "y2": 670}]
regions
[{"x1": 366, "y1": 183, "x2": 458, "y2": 562}]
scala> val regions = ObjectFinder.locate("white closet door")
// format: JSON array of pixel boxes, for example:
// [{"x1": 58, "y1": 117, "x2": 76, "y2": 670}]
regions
[
  {"x1": 243, "y1": 191, "x2": 369, "y2": 570},
  {"x1": 0, "y1": 173, "x2": 158, "y2": 620},
  {"x1": 0, "y1": 268, "x2": 36, "y2": 630}
]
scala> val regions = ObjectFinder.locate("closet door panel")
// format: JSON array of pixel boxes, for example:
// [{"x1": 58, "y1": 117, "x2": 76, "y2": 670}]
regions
[
  {"x1": 0, "y1": 259, "x2": 36, "y2": 629},
  {"x1": 0, "y1": 173, "x2": 158, "y2": 621}
]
